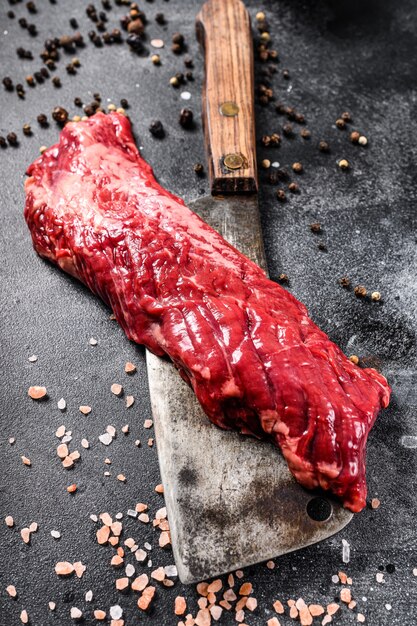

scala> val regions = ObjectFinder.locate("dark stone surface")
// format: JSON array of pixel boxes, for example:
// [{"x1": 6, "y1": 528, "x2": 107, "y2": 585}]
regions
[{"x1": 0, "y1": 0, "x2": 416, "y2": 624}]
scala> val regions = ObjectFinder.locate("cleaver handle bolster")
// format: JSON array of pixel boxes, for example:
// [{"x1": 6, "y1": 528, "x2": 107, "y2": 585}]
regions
[{"x1": 196, "y1": 0, "x2": 258, "y2": 195}]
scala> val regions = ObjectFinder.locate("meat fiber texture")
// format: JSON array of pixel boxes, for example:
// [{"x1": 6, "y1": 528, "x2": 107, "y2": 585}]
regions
[{"x1": 24, "y1": 112, "x2": 391, "y2": 512}]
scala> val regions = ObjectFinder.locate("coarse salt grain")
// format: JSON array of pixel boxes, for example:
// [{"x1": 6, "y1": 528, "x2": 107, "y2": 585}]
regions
[
  {"x1": 28, "y1": 355, "x2": 38, "y2": 362},
  {"x1": 79, "y1": 405, "x2": 91, "y2": 415},
  {"x1": 111, "y1": 383, "x2": 123, "y2": 396},
  {"x1": 126, "y1": 395, "x2": 135, "y2": 408},
  {"x1": 273, "y1": 600, "x2": 285, "y2": 614},
  {"x1": 5, "y1": 516, "x2": 14, "y2": 527},
  {"x1": 376, "y1": 572, "x2": 385, "y2": 583},
  {"x1": 49, "y1": 602, "x2": 56, "y2": 611},
  {"x1": 99, "y1": 433, "x2": 113, "y2": 446},
  {"x1": 125, "y1": 563, "x2": 135, "y2": 577},
  {"x1": 85, "y1": 590, "x2": 93, "y2": 602},
  {"x1": 55, "y1": 561, "x2": 74, "y2": 576},
  {"x1": 73, "y1": 562, "x2": 86, "y2": 578},
  {"x1": 57, "y1": 398, "x2": 66, "y2": 411},
  {"x1": 21, "y1": 456, "x2": 31, "y2": 466},
  {"x1": 110, "y1": 605, "x2": 123, "y2": 620},
  {"x1": 51, "y1": 530, "x2": 61, "y2": 539},
  {"x1": 6, "y1": 585, "x2": 17, "y2": 597},
  {"x1": 135, "y1": 549, "x2": 147, "y2": 562},
  {"x1": 20, "y1": 610, "x2": 29, "y2": 624},
  {"x1": 124, "y1": 362, "x2": 136, "y2": 374},
  {"x1": 89, "y1": 337, "x2": 98, "y2": 346},
  {"x1": 56, "y1": 425, "x2": 66, "y2": 437},
  {"x1": 28, "y1": 385, "x2": 47, "y2": 400},
  {"x1": 70, "y1": 607, "x2": 82, "y2": 620},
  {"x1": 81, "y1": 438, "x2": 89, "y2": 449},
  {"x1": 144, "y1": 419, "x2": 153, "y2": 429}
]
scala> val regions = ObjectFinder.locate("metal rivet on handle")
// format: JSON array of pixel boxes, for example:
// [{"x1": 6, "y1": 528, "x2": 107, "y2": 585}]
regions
[
  {"x1": 224, "y1": 153, "x2": 244, "y2": 170},
  {"x1": 219, "y1": 101, "x2": 239, "y2": 117},
  {"x1": 306, "y1": 497, "x2": 333, "y2": 522}
]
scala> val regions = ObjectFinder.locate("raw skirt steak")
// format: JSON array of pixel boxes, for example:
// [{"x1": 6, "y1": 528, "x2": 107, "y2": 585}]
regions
[{"x1": 24, "y1": 112, "x2": 390, "y2": 512}]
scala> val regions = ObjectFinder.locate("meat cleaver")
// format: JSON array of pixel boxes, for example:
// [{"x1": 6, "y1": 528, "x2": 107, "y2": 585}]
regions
[{"x1": 146, "y1": 0, "x2": 352, "y2": 584}]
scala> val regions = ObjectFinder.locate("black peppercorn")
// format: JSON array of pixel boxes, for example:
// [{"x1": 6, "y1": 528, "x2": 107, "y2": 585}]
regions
[
  {"x1": 84, "y1": 105, "x2": 96, "y2": 117},
  {"x1": 126, "y1": 33, "x2": 143, "y2": 52},
  {"x1": 185, "y1": 71, "x2": 194, "y2": 81},
  {"x1": 27, "y1": 23, "x2": 37, "y2": 36},
  {"x1": 40, "y1": 67, "x2": 49, "y2": 78},
  {"x1": 120, "y1": 98, "x2": 129, "y2": 108},
  {"x1": 319, "y1": 140, "x2": 330, "y2": 153},
  {"x1": 52, "y1": 76, "x2": 61, "y2": 87},
  {"x1": 74, "y1": 97, "x2": 83, "y2": 107},
  {"x1": 34, "y1": 72, "x2": 44, "y2": 84},
  {"x1": 276, "y1": 168, "x2": 290, "y2": 182},
  {"x1": 70, "y1": 17, "x2": 79, "y2": 28},
  {"x1": 155, "y1": 12, "x2": 165, "y2": 24},
  {"x1": 194, "y1": 163, "x2": 204, "y2": 176},
  {"x1": 37, "y1": 113, "x2": 48, "y2": 126},
  {"x1": 26, "y1": 75, "x2": 35, "y2": 86},
  {"x1": 288, "y1": 182, "x2": 299, "y2": 193},
  {"x1": 0, "y1": 136, "x2": 7, "y2": 148},
  {"x1": 45, "y1": 59, "x2": 56, "y2": 70},
  {"x1": 23, "y1": 123, "x2": 32, "y2": 136},
  {"x1": 318, "y1": 242, "x2": 327, "y2": 251},
  {"x1": 172, "y1": 32, "x2": 184, "y2": 45},
  {"x1": 52, "y1": 106, "x2": 69, "y2": 125},
  {"x1": 282, "y1": 123, "x2": 293, "y2": 137},
  {"x1": 276, "y1": 189, "x2": 286, "y2": 202},
  {"x1": 7, "y1": 132, "x2": 18, "y2": 146},
  {"x1": 184, "y1": 56, "x2": 193, "y2": 68},
  {"x1": 339, "y1": 277, "x2": 351, "y2": 288},
  {"x1": 282, "y1": 69, "x2": 290, "y2": 80},
  {"x1": 300, "y1": 129, "x2": 311, "y2": 139},
  {"x1": 112, "y1": 29, "x2": 122, "y2": 42},
  {"x1": 2, "y1": 77, "x2": 14, "y2": 91},
  {"x1": 335, "y1": 118, "x2": 345, "y2": 129},
  {"x1": 66, "y1": 63, "x2": 77, "y2": 74},
  {"x1": 149, "y1": 120, "x2": 164, "y2": 138},
  {"x1": 341, "y1": 111, "x2": 351, "y2": 122},
  {"x1": 7, "y1": 10, "x2": 15, "y2": 18},
  {"x1": 19, "y1": 17, "x2": 28, "y2": 28},
  {"x1": 171, "y1": 43, "x2": 182, "y2": 54},
  {"x1": 309, "y1": 223, "x2": 321, "y2": 234},
  {"x1": 26, "y1": 1, "x2": 37, "y2": 13},
  {"x1": 179, "y1": 108, "x2": 193, "y2": 129},
  {"x1": 278, "y1": 273, "x2": 289, "y2": 284},
  {"x1": 73, "y1": 32, "x2": 84, "y2": 47}
]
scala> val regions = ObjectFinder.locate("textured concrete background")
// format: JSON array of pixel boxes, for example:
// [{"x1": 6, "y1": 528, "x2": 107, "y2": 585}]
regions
[{"x1": 0, "y1": 0, "x2": 416, "y2": 624}]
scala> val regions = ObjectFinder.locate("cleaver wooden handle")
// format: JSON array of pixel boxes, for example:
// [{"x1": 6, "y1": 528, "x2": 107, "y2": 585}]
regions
[{"x1": 196, "y1": 0, "x2": 258, "y2": 195}]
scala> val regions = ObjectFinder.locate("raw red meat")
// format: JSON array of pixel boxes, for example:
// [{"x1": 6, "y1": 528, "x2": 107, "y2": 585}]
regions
[{"x1": 24, "y1": 112, "x2": 390, "y2": 512}]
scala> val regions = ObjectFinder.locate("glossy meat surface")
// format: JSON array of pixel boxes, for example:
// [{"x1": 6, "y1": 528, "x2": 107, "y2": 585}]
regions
[{"x1": 24, "y1": 112, "x2": 391, "y2": 512}]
